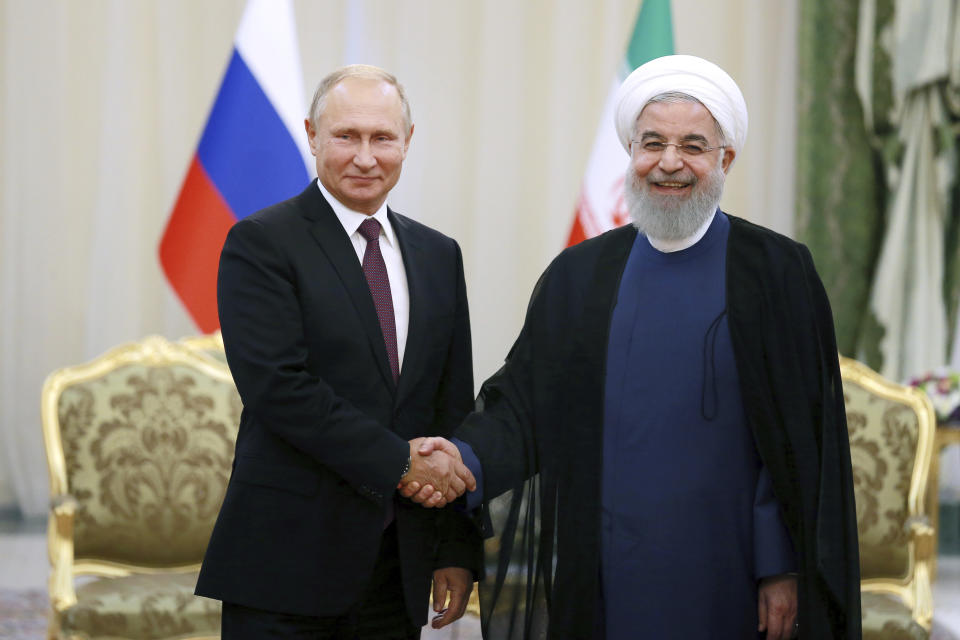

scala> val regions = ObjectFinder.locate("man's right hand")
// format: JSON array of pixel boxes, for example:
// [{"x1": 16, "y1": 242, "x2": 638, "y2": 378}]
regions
[{"x1": 399, "y1": 437, "x2": 474, "y2": 507}]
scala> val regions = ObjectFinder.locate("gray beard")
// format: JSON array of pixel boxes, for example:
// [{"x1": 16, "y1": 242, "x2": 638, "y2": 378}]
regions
[{"x1": 625, "y1": 162, "x2": 725, "y2": 242}]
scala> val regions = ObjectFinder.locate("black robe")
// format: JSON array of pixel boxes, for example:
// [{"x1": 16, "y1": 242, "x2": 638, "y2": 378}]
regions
[{"x1": 456, "y1": 214, "x2": 861, "y2": 639}]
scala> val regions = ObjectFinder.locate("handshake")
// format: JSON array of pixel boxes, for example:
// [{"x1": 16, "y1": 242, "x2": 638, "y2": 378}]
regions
[{"x1": 398, "y1": 437, "x2": 473, "y2": 508}]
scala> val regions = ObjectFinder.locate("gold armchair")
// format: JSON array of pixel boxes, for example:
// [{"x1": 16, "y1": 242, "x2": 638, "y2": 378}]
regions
[
  {"x1": 41, "y1": 335, "x2": 241, "y2": 640},
  {"x1": 841, "y1": 356, "x2": 936, "y2": 639}
]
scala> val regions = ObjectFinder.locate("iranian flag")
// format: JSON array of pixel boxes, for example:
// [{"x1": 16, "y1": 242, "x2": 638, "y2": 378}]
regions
[{"x1": 566, "y1": 0, "x2": 674, "y2": 246}]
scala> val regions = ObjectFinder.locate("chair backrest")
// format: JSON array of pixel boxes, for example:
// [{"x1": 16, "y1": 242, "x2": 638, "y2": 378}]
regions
[
  {"x1": 42, "y1": 336, "x2": 241, "y2": 573},
  {"x1": 840, "y1": 355, "x2": 935, "y2": 581},
  {"x1": 179, "y1": 330, "x2": 228, "y2": 365}
]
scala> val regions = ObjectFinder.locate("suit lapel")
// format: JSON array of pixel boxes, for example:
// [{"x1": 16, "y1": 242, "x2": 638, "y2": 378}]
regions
[
  {"x1": 301, "y1": 185, "x2": 395, "y2": 388},
  {"x1": 390, "y1": 210, "x2": 426, "y2": 406}
]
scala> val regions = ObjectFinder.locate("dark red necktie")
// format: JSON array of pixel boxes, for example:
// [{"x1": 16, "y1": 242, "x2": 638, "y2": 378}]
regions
[{"x1": 358, "y1": 218, "x2": 399, "y2": 381}]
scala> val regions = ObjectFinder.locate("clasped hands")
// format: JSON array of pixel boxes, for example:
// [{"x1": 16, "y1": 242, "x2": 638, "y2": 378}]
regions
[{"x1": 398, "y1": 437, "x2": 469, "y2": 507}]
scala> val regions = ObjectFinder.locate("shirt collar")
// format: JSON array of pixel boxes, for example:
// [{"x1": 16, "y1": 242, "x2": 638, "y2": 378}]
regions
[{"x1": 315, "y1": 178, "x2": 397, "y2": 248}]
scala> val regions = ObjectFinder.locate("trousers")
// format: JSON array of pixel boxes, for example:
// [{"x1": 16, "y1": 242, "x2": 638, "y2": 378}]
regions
[{"x1": 220, "y1": 523, "x2": 420, "y2": 640}]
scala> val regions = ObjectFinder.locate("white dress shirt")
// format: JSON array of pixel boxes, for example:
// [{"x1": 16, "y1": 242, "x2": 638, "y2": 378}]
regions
[{"x1": 316, "y1": 179, "x2": 409, "y2": 371}]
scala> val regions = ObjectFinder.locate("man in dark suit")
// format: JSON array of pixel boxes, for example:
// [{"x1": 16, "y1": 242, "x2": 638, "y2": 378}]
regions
[{"x1": 196, "y1": 64, "x2": 482, "y2": 639}]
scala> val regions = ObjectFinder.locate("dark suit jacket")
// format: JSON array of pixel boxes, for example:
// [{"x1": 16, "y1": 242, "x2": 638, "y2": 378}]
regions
[{"x1": 196, "y1": 182, "x2": 481, "y2": 624}]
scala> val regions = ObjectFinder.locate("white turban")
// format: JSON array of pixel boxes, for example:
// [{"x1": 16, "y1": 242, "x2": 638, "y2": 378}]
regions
[{"x1": 613, "y1": 54, "x2": 748, "y2": 158}]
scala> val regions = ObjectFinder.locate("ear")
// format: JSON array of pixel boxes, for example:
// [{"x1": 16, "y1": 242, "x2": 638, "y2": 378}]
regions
[
  {"x1": 721, "y1": 147, "x2": 736, "y2": 173},
  {"x1": 304, "y1": 118, "x2": 318, "y2": 155},
  {"x1": 402, "y1": 123, "x2": 414, "y2": 158}
]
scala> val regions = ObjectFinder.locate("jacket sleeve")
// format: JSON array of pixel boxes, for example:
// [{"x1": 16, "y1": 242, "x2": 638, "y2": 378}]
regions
[{"x1": 218, "y1": 217, "x2": 409, "y2": 503}]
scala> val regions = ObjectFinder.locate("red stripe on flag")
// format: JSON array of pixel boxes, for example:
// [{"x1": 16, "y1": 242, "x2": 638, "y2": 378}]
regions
[
  {"x1": 566, "y1": 213, "x2": 588, "y2": 247},
  {"x1": 159, "y1": 156, "x2": 236, "y2": 332}
]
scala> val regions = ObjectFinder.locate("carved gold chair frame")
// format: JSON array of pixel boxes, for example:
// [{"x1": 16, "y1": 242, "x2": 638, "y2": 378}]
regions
[
  {"x1": 840, "y1": 355, "x2": 937, "y2": 631},
  {"x1": 179, "y1": 330, "x2": 226, "y2": 362},
  {"x1": 41, "y1": 335, "x2": 234, "y2": 640}
]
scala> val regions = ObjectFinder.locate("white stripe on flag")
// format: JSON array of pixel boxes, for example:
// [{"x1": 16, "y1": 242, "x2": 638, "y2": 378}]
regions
[
  {"x1": 580, "y1": 77, "x2": 631, "y2": 237},
  {"x1": 235, "y1": 0, "x2": 313, "y2": 175}
]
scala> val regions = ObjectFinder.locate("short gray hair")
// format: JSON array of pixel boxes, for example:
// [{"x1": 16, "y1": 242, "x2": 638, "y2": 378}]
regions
[
  {"x1": 643, "y1": 91, "x2": 727, "y2": 146},
  {"x1": 308, "y1": 64, "x2": 412, "y2": 134}
]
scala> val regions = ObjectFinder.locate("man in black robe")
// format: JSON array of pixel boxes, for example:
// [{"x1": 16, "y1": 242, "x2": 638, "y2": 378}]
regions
[{"x1": 402, "y1": 55, "x2": 861, "y2": 639}]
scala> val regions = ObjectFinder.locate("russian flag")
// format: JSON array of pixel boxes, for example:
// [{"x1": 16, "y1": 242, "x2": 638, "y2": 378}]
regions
[{"x1": 159, "y1": 0, "x2": 313, "y2": 332}]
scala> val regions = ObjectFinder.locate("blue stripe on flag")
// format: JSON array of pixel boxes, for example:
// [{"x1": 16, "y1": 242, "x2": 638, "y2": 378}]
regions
[{"x1": 198, "y1": 50, "x2": 310, "y2": 220}]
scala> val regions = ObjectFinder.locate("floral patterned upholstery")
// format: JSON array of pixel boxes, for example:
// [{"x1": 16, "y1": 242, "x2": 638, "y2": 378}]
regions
[
  {"x1": 861, "y1": 593, "x2": 928, "y2": 640},
  {"x1": 59, "y1": 573, "x2": 220, "y2": 640},
  {"x1": 847, "y1": 380, "x2": 919, "y2": 579},
  {"x1": 841, "y1": 356, "x2": 936, "y2": 638},
  {"x1": 42, "y1": 336, "x2": 240, "y2": 640}
]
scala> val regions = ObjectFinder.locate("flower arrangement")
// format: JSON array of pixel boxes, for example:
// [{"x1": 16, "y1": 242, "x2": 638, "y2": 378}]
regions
[{"x1": 908, "y1": 369, "x2": 960, "y2": 423}]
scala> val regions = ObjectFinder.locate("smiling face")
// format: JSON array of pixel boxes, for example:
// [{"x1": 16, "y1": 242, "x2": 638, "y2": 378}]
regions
[
  {"x1": 625, "y1": 100, "x2": 736, "y2": 241},
  {"x1": 305, "y1": 77, "x2": 412, "y2": 214}
]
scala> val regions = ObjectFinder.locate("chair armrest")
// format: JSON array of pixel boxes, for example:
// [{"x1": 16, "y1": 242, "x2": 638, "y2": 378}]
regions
[
  {"x1": 48, "y1": 494, "x2": 77, "y2": 611},
  {"x1": 905, "y1": 516, "x2": 935, "y2": 562},
  {"x1": 905, "y1": 516, "x2": 935, "y2": 630}
]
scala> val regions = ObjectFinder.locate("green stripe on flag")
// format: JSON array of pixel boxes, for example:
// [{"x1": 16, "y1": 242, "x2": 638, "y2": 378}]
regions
[{"x1": 624, "y1": 0, "x2": 674, "y2": 72}]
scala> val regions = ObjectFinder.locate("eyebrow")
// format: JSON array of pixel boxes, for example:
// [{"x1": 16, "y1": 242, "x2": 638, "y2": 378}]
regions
[
  {"x1": 329, "y1": 126, "x2": 399, "y2": 139},
  {"x1": 638, "y1": 130, "x2": 711, "y2": 144}
]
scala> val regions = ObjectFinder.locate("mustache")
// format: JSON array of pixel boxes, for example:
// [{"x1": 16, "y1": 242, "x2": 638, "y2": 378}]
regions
[
  {"x1": 628, "y1": 172, "x2": 699, "y2": 194},
  {"x1": 643, "y1": 172, "x2": 698, "y2": 186}
]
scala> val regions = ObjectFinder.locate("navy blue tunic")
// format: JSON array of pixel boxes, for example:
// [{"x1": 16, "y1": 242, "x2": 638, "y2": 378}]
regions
[{"x1": 600, "y1": 212, "x2": 793, "y2": 638}]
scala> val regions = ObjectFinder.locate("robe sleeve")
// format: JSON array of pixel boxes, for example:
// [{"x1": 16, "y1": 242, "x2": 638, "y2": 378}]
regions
[
  {"x1": 451, "y1": 437, "x2": 485, "y2": 512},
  {"x1": 454, "y1": 264, "x2": 551, "y2": 499},
  {"x1": 753, "y1": 464, "x2": 797, "y2": 578}
]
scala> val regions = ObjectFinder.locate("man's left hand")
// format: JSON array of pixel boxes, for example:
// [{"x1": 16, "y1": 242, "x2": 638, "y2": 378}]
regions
[
  {"x1": 758, "y1": 573, "x2": 797, "y2": 639},
  {"x1": 430, "y1": 567, "x2": 473, "y2": 629}
]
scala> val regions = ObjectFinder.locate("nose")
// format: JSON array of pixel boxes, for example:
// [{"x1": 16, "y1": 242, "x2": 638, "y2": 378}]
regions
[
  {"x1": 657, "y1": 144, "x2": 684, "y2": 172},
  {"x1": 353, "y1": 140, "x2": 377, "y2": 170}
]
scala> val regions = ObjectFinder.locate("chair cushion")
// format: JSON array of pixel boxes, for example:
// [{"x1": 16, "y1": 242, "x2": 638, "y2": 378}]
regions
[
  {"x1": 59, "y1": 572, "x2": 220, "y2": 640},
  {"x1": 861, "y1": 592, "x2": 928, "y2": 640}
]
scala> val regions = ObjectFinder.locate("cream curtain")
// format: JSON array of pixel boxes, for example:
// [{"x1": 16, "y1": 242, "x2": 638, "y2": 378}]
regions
[
  {"x1": 861, "y1": 0, "x2": 960, "y2": 381},
  {"x1": 0, "y1": 0, "x2": 798, "y2": 516}
]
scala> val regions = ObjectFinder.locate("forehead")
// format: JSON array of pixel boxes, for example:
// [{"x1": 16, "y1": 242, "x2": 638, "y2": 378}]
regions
[
  {"x1": 321, "y1": 77, "x2": 404, "y2": 129},
  {"x1": 635, "y1": 100, "x2": 718, "y2": 139}
]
